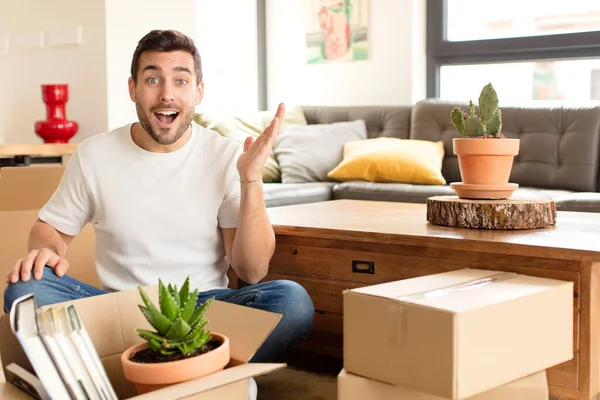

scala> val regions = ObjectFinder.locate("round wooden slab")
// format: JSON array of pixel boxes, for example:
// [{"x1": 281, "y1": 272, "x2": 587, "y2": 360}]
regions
[{"x1": 426, "y1": 196, "x2": 557, "y2": 230}]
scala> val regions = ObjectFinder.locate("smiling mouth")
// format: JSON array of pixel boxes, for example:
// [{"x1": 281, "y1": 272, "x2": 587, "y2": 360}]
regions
[{"x1": 154, "y1": 110, "x2": 180, "y2": 126}]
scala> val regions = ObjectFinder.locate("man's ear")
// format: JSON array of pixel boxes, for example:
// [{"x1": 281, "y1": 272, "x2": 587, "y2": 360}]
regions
[
  {"x1": 195, "y1": 81, "x2": 204, "y2": 105},
  {"x1": 128, "y1": 77, "x2": 136, "y2": 102}
]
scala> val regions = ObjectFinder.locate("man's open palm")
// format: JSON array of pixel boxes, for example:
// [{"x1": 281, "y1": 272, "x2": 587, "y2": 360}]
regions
[{"x1": 237, "y1": 103, "x2": 286, "y2": 181}]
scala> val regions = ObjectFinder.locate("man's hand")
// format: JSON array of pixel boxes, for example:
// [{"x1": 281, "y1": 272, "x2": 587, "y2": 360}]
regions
[
  {"x1": 236, "y1": 103, "x2": 286, "y2": 181},
  {"x1": 4, "y1": 248, "x2": 69, "y2": 283}
]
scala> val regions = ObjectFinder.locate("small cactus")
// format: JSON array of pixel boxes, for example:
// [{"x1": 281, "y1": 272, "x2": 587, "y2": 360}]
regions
[
  {"x1": 450, "y1": 83, "x2": 504, "y2": 138},
  {"x1": 450, "y1": 108, "x2": 467, "y2": 135},
  {"x1": 478, "y1": 83, "x2": 499, "y2": 124},
  {"x1": 466, "y1": 115, "x2": 486, "y2": 137},
  {"x1": 486, "y1": 109, "x2": 503, "y2": 135},
  {"x1": 136, "y1": 277, "x2": 214, "y2": 356}
]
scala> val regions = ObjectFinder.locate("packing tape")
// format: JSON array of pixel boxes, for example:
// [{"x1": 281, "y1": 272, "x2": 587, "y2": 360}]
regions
[
  {"x1": 386, "y1": 271, "x2": 517, "y2": 348},
  {"x1": 386, "y1": 301, "x2": 407, "y2": 349}
]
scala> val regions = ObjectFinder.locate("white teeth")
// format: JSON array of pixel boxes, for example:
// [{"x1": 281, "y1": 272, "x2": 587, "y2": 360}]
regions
[{"x1": 156, "y1": 111, "x2": 177, "y2": 115}]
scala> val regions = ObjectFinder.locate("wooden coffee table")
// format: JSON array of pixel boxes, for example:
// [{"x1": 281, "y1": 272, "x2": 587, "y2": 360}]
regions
[{"x1": 235, "y1": 199, "x2": 600, "y2": 400}]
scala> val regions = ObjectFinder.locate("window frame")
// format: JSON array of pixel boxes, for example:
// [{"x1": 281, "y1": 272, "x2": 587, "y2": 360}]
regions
[
  {"x1": 426, "y1": 0, "x2": 600, "y2": 98},
  {"x1": 257, "y1": 0, "x2": 267, "y2": 110}
]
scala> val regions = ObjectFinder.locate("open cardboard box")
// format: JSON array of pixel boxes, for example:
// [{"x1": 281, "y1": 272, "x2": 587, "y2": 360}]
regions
[
  {"x1": 338, "y1": 369, "x2": 549, "y2": 400},
  {"x1": 344, "y1": 268, "x2": 573, "y2": 399},
  {"x1": 0, "y1": 284, "x2": 286, "y2": 399}
]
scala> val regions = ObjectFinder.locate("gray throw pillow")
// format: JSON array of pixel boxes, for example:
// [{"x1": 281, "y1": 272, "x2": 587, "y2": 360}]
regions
[{"x1": 273, "y1": 120, "x2": 368, "y2": 183}]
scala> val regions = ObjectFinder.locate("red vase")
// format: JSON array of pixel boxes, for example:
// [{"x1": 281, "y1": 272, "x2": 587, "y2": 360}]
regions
[{"x1": 35, "y1": 84, "x2": 78, "y2": 143}]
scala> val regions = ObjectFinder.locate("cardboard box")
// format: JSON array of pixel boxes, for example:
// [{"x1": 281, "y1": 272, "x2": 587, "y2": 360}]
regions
[
  {"x1": 0, "y1": 208, "x2": 99, "y2": 298},
  {"x1": 0, "y1": 166, "x2": 65, "y2": 211},
  {"x1": 343, "y1": 268, "x2": 573, "y2": 399},
  {"x1": 0, "y1": 284, "x2": 285, "y2": 399},
  {"x1": 337, "y1": 369, "x2": 549, "y2": 400}
]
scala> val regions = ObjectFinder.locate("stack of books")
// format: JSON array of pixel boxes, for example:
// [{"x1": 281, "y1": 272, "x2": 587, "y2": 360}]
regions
[{"x1": 6, "y1": 293, "x2": 118, "y2": 400}]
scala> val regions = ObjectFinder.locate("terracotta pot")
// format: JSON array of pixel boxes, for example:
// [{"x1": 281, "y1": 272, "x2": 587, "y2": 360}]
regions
[
  {"x1": 451, "y1": 138, "x2": 520, "y2": 199},
  {"x1": 453, "y1": 138, "x2": 520, "y2": 184},
  {"x1": 120, "y1": 332, "x2": 230, "y2": 395}
]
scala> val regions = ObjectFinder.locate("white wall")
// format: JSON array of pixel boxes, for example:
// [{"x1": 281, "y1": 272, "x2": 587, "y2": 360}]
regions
[
  {"x1": 410, "y1": 0, "x2": 427, "y2": 104},
  {"x1": 0, "y1": 0, "x2": 424, "y2": 144},
  {"x1": 0, "y1": 0, "x2": 196, "y2": 144},
  {"x1": 0, "y1": 0, "x2": 108, "y2": 144},
  {"x1": 195, "y1": 0, "x2": 259, "y2": 115},
  {"x1": 105, "y1": 0, "x2": 196, "y2": 130},
  {"x1": 266, "y1": 0, "x2": 427, "y2": 109}
]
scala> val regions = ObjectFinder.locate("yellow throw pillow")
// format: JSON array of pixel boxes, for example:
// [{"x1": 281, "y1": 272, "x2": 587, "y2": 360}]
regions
[
  {"x1": 327, "y1": 137, "x2": 447, "y2": 185},
  {"x1": 193, "y1": 107, "x2": 308, "y2": 183}
]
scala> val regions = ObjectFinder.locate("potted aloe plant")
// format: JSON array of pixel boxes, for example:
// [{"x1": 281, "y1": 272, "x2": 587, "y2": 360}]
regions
[
  {"x1": 120, "y1": 277, "x2": 230, "y2": 394},
  {"x1": 449, "y1": 83, "x2": 520, "y2": 199}
]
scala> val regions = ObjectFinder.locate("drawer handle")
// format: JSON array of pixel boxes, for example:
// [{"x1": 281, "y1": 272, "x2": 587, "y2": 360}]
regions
[{"x1": 352, "y1": 260, "x2": 375, "y2": 274}]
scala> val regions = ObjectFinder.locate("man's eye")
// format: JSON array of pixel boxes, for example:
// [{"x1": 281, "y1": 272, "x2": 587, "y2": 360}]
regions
[
  {"x1": 147, "y1": 77, "x2": 159, "y2": 84},
  {"x1": 176, "y1": 79, "x2": 187, "y2": 85}
]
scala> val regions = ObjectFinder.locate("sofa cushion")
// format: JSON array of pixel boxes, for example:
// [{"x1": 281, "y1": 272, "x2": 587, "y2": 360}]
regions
[
  {"x1": 554, "y1": 192, "x2": 600, "y2": 213},
  {"x1": 510, "y1": 187, "x2": 572, "y2": 200},
  {"x1": 332, "y1": 181, "x2": 456, "y2": 203},
  {"x1": 264, "y1": 182, "x2": 336, "y2": 208},
  {"x1": 193, "y1": 106, "x2": 308, "y2": 183},
  {"x1": 328, "y1": 138, "x2": 446, "y2": 185},
  {"x1": 410, "y1": 99, "x2": 600, "y2": 192},
  {"x1": 273, "y1": 120, "x2": 368, "y2": 183},
  {"x1": 332, "y1": 182, "x2": 573, "y2": 205},
  {"x1": 301, "y1": 106, "x2": 412, "y2": 139}
]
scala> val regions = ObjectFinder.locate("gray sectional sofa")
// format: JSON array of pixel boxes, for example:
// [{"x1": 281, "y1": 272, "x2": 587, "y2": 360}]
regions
[{"x1": 264, "y1": 100, "x2": 600, "y2": 212}]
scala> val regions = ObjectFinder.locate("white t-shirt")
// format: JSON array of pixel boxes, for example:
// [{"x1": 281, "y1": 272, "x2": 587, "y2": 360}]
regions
[{"x1": 38, "y1": 122, "x2": 243, "y2": 292}]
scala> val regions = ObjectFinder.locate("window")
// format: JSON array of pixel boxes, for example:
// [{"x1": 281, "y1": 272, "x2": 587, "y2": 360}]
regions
[
  {"x1": 195, "y1": 0, "x2": 266, "y2": 113},
  {"x1": 447, "y1": 0, "x2": 600, "y2": 42},
  {"x1": 441, "y1": 59, "x2": 600, "y2": 103},
  {"x1": 427, "y1": 0, "x2": 600, "y2": 102}
]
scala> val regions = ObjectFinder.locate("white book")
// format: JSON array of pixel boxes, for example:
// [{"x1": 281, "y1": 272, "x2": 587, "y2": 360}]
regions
[
  {"x1": 4, "y1": 363, "x2": 49, "y2": 400},
  {"x1": 38, "y1": 308, "x2": 88, "y2": 400},
  {"x1": 53, "y1": 306, "x2": 103, "y2": 400},
  {"x1": 66, "y1": 305, "x2": 119, "y2": 400},
  {"x1": 8, "y1": 293, "x2": 72, "y2": 399}
]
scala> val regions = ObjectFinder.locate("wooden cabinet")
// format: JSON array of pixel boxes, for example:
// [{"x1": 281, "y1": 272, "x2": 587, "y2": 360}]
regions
[
  {"x1": 230, "y1": 200, "x2": 600, "y2": 399},
  {"x1": 229, "y1": 235, "x2": 585, "y2": 399}
]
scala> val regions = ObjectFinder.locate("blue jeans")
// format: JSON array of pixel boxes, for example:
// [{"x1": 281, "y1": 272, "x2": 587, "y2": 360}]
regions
[{"x1": 3, "y1": 267, "x2": 314, "y2": 363}]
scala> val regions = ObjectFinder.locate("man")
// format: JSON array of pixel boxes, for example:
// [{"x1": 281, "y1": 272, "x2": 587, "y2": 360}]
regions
[{"x1": 3, "y1": 30, "x2": 314, "y2": 366}]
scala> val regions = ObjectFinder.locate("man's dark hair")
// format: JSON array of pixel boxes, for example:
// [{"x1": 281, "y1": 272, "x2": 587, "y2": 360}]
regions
[{"x1": 130, "y1": 29, "x2": 202, "y2": 83}]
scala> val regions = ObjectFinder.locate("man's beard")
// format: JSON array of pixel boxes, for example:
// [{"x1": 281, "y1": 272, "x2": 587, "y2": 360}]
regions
[{"x1": 136, "y1": 103, "x2": 194, "y2": 146}]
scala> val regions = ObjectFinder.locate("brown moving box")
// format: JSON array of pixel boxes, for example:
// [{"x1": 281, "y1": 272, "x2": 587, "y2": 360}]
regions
[
  {"x1": 337, "y1": 369, "x2": 549, "y2": 400},
  {"x1": 0, "y1": 209, "x2": 99, "y2": 300},
  {"x1": 344, "y1": 268, "x2": 573, "y2": 399},
  {"x1": 0, "y1": 284, "x2": 285, "y2": 399},
  {"x1": 0, "y1": 166, "x2": 65, "y2": 211}
]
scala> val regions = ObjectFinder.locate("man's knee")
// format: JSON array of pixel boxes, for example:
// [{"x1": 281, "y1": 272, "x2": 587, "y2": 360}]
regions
[
  {"x1": 268, "y1": 280, "x2": 315, "y2": 334},
  {"x1": 4, "y1": 278, "x2": 41, "y2": 313},
  {"x1": 247, "y1": 280, "x2": 316, "y2": 362},
  {"x1": 3, "y1": 267, "x2": 59, "y2": 313}
]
